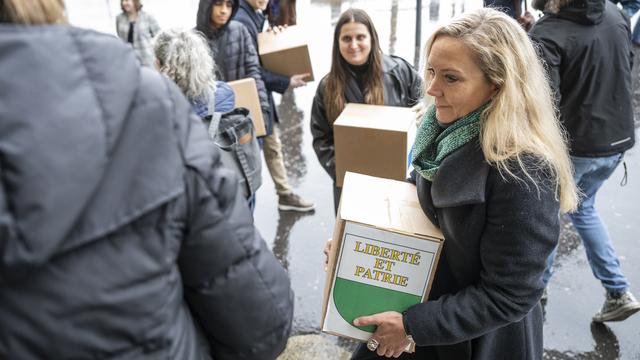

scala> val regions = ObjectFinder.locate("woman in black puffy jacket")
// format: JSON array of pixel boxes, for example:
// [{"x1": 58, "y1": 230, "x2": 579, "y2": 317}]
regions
[{"x1": 0, "y1": 1, "x2": 293, "y2": 359}]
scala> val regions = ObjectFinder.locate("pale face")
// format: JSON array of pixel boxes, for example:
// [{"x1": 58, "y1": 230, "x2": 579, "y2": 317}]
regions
[
  {"x1": 121, "y1": 0, "x2": 135, "y2": 14},
  {"x1": 426, "y1": 36, "x2": 497, "y2": 124},
  {"x1": 338, "y1": 22, "x2": 372, "y2": 66},
  {"x1": 210, "y1": 0, "x2": 233, "y2": 28},
  {"x1": 247, "y1": 0, "x2": 269, "y2": 11}
]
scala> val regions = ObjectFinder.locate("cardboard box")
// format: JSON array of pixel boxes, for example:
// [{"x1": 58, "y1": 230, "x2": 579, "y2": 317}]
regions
[
  {"x1": 321, "y1": 172, "x2": 444, "y2": 346},
  {"x1": 227, "y1": 78, "x2": 267, "y2": 137},
  {"x1": 334, "y1": 103, "x2": 416, "y2": 187},
  {"x1": 257, "y1": 25, "x2": 314, "y2": 81}
]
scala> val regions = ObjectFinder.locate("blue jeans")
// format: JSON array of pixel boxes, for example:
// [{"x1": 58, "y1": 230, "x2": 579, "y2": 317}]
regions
[
  {"x1": 543, "y1": 153, "x2": 629, "y2": 294},
  {"x1": 620, "y1": 0, "x2": 640, "y2": 44}
]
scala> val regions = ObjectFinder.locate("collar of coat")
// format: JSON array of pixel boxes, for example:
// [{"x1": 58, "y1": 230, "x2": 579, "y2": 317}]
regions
[
  {"x1": 429, "y1": 139, "x2": 490, "y2": 207},
  {"x1": 343, "y1": 54, "x2": 403, "y2": 103}
]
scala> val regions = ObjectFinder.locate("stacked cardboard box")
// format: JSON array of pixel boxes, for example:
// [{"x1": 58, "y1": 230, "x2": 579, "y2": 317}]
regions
[
  {"x1": 322, "y1": 172, "x2": 444, "y2": 348},
  {"x1": 334, "y1": 103, "x2": 416, "y2": 186}
]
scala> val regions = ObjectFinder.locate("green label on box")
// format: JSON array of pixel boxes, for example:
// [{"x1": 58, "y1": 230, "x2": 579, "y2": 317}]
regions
[{"x1": 323, "y1": 222, "x2": 440, "y2": 341}]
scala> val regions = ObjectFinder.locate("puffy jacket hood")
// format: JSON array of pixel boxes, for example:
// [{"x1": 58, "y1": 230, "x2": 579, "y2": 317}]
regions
[
  {"x1": 0, "y1": 25, "x2": 183, "y2": 284},
  {"x1": 547, "y1": 0, "x2": 606, "y2": 24},
  {"x1": 196, "y1": 0, "x2": 239, "y2": 38}
]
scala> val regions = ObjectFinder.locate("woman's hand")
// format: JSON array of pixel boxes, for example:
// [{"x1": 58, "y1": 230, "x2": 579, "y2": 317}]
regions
[
  {"x1": 354, "y1": 311, "x2": 410, "y2": 358},
  {"x1": 290, "y1": 73, "x2": 311, "y2": 88},
  {"x1": 411, "y1": 102, "x2": 426, "y2": 126},
  {"x1": 323, "y1": 238, "x2": 332, "y2": 271},
  {"x1": 266, "y1": 25, "x2": 287, "y2": 34}
]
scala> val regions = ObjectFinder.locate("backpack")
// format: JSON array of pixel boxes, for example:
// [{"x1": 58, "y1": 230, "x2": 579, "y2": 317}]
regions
[{"x1": 213, "y1": 108, "x2": 262, "y2": 198}]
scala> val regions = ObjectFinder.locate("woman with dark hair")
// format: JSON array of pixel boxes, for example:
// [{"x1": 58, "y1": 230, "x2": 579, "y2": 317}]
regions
[
  {"x1": 116, "y1": 0, "x2": 160, "y2": 66},
  {"x1": 310, "y1": 8, "x2": 424, "y2": 212}
]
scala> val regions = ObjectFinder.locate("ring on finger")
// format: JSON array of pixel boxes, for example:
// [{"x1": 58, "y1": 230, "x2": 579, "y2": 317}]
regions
[{"x1": 366, "y1": 338, "x2": 379, "y2": 351}]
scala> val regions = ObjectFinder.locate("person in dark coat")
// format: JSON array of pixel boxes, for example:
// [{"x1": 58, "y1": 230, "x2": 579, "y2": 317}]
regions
[
  {"x1": 197, "y1": 0, "x2": 314, "y2": 212},
  {"x1": 266, "y1": 0, "x2": 297, "y2": 26},
  {"x1": 310, "y1": 8, "x2": 424, "y2": 213},
  {"x1": 195, "y1": 0, "x2": 269, "y2": 119},
  {"x1": 347, "y1": 8, "x2": 579, "y2": 359},
  {"x1": 153, "y1": 27, "x2": 262, "y2": 209},
  {"x1": 233, "y1": 0, "x2": 315, "y2": 212},
  {"x1": 530, "y1": 0, "x2": 640, "y2": 322},
  {"x1": 0, "y1": 1, "x2": 293, "y2": 359}
]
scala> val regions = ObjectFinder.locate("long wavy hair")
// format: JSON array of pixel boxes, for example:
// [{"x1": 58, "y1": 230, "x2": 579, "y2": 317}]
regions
[
  {"x1": 424, "y1": 8, "x2": 578, "y2": 212},
  {"x1": 0, "y1": 0, "x2": 66, "y2": 25},
  {"x1": 153, "y1": 28, "x2": 217, "y2": 101},
  {"x1": 324, "y1": 8, "x2": 384, "y2": 124}
]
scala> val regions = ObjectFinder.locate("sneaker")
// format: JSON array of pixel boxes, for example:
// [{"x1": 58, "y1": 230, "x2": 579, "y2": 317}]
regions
[
  {"x1": 278, "y1": 193, "x2": 315, "y2": 212},
  {"x1": 592, "y1": 291, "x2": 640, "y2": 322}
]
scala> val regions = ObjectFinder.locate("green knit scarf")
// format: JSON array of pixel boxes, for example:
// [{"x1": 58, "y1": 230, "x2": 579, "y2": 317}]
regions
[{"x1": 411, "y1": 103, "x2": 486, "y2": 181}]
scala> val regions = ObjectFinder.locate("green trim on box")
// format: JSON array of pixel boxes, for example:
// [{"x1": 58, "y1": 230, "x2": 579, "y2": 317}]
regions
[{"x1": 333, "y1": 277, "x2": 422, "y2": 333}]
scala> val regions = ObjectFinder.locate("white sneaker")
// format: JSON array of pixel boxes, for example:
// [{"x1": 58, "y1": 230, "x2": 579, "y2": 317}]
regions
[{"x1": 592, "y1": 291, "x2": 640, "y2": 322}]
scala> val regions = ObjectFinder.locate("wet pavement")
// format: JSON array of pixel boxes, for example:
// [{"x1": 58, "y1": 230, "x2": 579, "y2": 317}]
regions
[{"x1": 65, "y1": 0, "x2": 640, "y2": 358}]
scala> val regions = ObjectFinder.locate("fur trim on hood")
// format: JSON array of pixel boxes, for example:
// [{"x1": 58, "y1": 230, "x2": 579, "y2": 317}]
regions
[{"x1": 534, "y1": 0, "x2": 605, "y2": 24}]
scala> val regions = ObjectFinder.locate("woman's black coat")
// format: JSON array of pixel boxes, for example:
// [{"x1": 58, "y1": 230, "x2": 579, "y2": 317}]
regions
[
  {"x1": 354, "y1": 140, "x2": 559, "y2": 360},
  {"x1": 310, "y1": 54, "x2": 423, "y2": 182}
]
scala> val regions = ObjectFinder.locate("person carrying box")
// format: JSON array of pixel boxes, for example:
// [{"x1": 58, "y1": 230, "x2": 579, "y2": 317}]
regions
[
  {"x1": 233, "y1": 0, "x2": 314, "y2": 212},
  {"x1": 309, "y1": 8, "x2": 424, "y2": 214}
]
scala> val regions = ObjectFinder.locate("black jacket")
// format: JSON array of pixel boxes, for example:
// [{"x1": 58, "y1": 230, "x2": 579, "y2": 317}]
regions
[
  {"x1": 530, "y1": 0, "x2": 635, "y2": 156},
  {"x1": 394, "y1": 142, "x2": 557, "y2": 359},
  {"x1": 235, "y1": 0, "x2": 290, "y2": 133},
  {"x1": 0, "y1": 24, "x2": 292, "y2": 360},
  {"x1": 310, "y1": 54, "x2": 423, "y2": 181},
  {"x1": 196, "y1": 0, "x2": 271, "y2": 132}
]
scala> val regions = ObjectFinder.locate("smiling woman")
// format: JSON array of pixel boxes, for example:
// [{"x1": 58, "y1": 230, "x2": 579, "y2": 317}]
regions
[{"x1": 310, "y1": 8, "x2": 424, "y2": 213}]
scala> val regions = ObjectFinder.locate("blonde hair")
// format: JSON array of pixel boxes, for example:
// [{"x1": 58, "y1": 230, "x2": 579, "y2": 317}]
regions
[
  {"x1": 153, "y1": 28, "x2": 217, "y2": 100},
  {"x1": 0, "y1": 0, "x2": 66, "y2": 25},
  {"x1": 424, "y1": 8, "x2": 578, "y2": 212}
]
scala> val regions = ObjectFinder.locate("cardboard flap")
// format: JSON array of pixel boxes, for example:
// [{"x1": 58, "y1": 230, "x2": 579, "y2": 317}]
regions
[
  {"x1": 227, "y1": 78, "x2": 266, "y2": 136},
  {"x1": 340, "y1": 172, "x2": 443, "y2": 240},
  {"x1": 258, "y1": 25, "x2": 307, "y2": 54},
  {"x1": 334, "y1": 104, "x2": 415, "y2": 132}
]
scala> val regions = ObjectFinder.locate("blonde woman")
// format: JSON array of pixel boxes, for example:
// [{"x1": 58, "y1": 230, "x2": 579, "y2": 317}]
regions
[
  {"x1": 350, "y1": 8, "x2": 578, "y2": 359},
  {"x1": 116, "y1": 0, "x2": 160, "y2": 66}
]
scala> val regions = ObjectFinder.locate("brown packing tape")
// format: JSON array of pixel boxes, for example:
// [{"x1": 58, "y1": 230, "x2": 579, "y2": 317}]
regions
[{"x1": 238, "y1": 132, "x2": 252, "y2": 145}]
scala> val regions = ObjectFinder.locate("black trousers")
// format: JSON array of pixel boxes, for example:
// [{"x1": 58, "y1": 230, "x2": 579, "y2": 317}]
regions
[
  {"x1": 333, "y1": 183, "x2": 342, "y2": 215},
  {"x1": 350, "y1": 343, "x2": 438, "y2": 360}
]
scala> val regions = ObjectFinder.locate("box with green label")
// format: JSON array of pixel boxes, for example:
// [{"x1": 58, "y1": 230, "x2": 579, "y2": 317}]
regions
[{"x1": 321, "y1": 172, "x2": 443, "y2": 344}]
